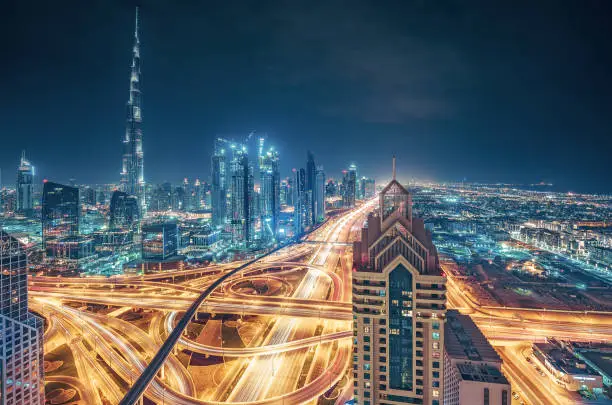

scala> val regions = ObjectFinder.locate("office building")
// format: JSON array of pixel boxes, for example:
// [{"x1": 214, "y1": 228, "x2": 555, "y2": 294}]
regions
[
  {"x1": 0, "y1": 230, "x2": 44, "y2": 405},
  {"x1": 343, "y1": 164, "x2": 357, "y2": 208},
  {"x1": 16, "y1": 151, "x2": 35, "y2": 216},
  {"x1": 260, "y1": 148, "x2": 280, "y2": 242},
  {"x1": 109, "y1": 190, "x2": 140, "y2": 230},
  {"x1": 361, "y1": 177, "x2": 376, "y2": 199},
  {"x1": 229, "y1": 146, "x2": 254, "y2": 246},
  {"x1": 211, "y1": 138, "x2": 229, "y2": 227},
  {"x1": 142, "y1": 222, "x2": 178, "y2": 261},
  {"x1": 41, "y1": 181, "x2": 79, "y2": 257},
  {"x1": 306, "y1": 151, "x2": 317, "y2": 224},
  {"x1": 293, "y1": 168, "x2": 307, "y2": 237},
  {"x1": 443, "y1": 310, "x2": 511, "y2": 405},
  {"x1": 120, "y1": 7, "x2": 146, "y2": 211},
  {"x1": 352, "y1": 158, "x2": 446, "y2": 405},
  {"x1": 315, "y1": 166, "x2": 326, "y2": 223}
]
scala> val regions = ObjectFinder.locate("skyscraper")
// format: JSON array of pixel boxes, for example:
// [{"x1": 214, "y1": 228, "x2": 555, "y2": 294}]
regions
[
  {"x1": 315, "y1": 166, "x2": 326, "y2": 223},
  {"x1": 342, "y1": 164, "x2": 357, "y2": 208},
  {"x1": 16, "y1": 151, "x2": 34, "y2": 216},
  {"x1": 260, "y1": 148, "x2": 280, "y2": 242},
  {"x1": 306, "y1": 151, "x2": 317, "y2": 224},
  {"x1": 0, "y1": 230, "x2": 44, "y2": 405},
  {"x1": 211, "y1": 138, "x2": 229, "y2": 227},
  {"x1": 109, "y1": 190, "x2": 140, "y2": 230},
  {"x1": 42, "y1": 181, "x2": 93, "y2": 267},
  {"x1": 120, "y1": 7, "x2": 145, "y2": 211},
  {"x1": 292, "y1": 168, "x2": 306, "y2": 237},
  {"x1": 229, "y1": 146, "x2": 254, "y2": 246},
  {"x1": 352, "y1": 158, "x2": 447, "y2": 405}
]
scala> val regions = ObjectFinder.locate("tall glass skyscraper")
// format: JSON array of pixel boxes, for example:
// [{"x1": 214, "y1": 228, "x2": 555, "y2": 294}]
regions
[
  {"x1": 109, "y1": 190, "x2": 140, "y2": 230},
  {"x1": 315, "y1": 166, "x2": 326, "y2": 223},
  {"x1": 260, "y1": 148, "x2": 280, "y2": 242},
  {"x1": 305, "y1": 151, "x2": 316, "y2": 224},
  {"x1": 120, "y1": 7, "x2": 145, "y2": 211},
  {"x1": 211, "y1": 138, "x2": 230, "y2": 227},
  {"x1": 16, "y1": 151, "x2": 34, "y2": 216},
  {"x1": 352, "y1": 159, "x2": 447, "y2": 405},
  {"x1": 0, "y1": 231, "x2": 44, "y2": 405},
  {"x1": 42, "y1": 181, "x2": 90, "y2": 265},
  {"x1": 342, "y1": 163, "x2": 357, "y2": 208},
  {"x1": 229, "y1": 146, "x2": 254, "y2": 246}
]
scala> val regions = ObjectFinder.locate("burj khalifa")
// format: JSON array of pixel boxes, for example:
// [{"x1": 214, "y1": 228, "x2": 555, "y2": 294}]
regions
[{"x1": 120, "y1": 7, "x2": 145, "y2": 211}]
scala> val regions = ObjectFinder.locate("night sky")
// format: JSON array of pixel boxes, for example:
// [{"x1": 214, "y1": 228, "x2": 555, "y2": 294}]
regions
[{"x1": 1, "y1": 1, "x2": 611, "y2": 192}]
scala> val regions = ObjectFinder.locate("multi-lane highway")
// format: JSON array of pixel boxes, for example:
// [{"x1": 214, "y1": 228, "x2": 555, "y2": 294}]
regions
[{"x1": 32, "y1": 200, "x2": 612, "y2": 405}]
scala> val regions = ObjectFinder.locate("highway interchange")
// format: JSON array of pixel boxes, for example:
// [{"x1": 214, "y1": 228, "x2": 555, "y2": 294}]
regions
[{"x1": 32, "y1": 201, "x2": 612, "y2": 405}]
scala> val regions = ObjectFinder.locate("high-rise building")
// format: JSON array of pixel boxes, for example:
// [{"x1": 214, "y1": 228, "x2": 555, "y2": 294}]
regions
[
  {"x1": 211, "y1": 138, "x2": 229, "y2": 227},
  {"x1": 142, "y1": 222, "x2": 178, "y2": 261},
  {"x1": 16, "y1": 151, "x2": 35, "y2": 216},
  {"x1": 352, "y1": 158, "x2": 446, "y2": 405},
  {"x1": 443, "y1": 310, "x2": 511, "y2": 405},
  {"x1": 120, "y1": 7, "x2": 145, "y2": 211},
  {"x1": 315, "y1": 166, "x2": 326, "y2": 223},
  {"x1": 42, "y1": 181, "x2": 93, "y2": 267},
  {"x1": 0, "y1": 230, "x2": 45, "y2": 405},
  {"x1": 82, "y1": 186, "x2": 96, "y2": 206},
  {"x1": 260, "y1": 148, "x2": 280, "y2": 242},
  {"x1": 306, "y1": 151, "x2": 317, "y2": 224},
  {"x1": 109, "y1": 190, "x2": 140, "y2": 230},
  {"x1": 42, "y1": 181, "x2": 80, "y2": 253},
  {"x1": 229, "y1": 147, "x2": 254, "y2": 245},
  {"x1": 292, "y1": 168, "x2": 306, "y2": 237},
  {"x1": 342, "y1": 164, "x2": 357, "y2": 208}
]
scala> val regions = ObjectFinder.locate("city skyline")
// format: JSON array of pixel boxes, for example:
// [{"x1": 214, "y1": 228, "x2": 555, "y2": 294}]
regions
[{"x1": 1, "y1": 2, "x2": 612, "y2": 192}]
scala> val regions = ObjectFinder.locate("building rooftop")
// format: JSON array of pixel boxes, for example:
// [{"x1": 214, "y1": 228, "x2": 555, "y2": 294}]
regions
[
  {"x1": 534, "y1": 341, "x2": 594, "y2": 376},
  {"x1": 579, "y1": 351, "x2": 612, "y2": 378},
  {"x1": 456, "y1": 362, "x2": 509, "y2": 385},
  {"x1": 445, "y1": 310, "x2": 501, "y2": 363}
]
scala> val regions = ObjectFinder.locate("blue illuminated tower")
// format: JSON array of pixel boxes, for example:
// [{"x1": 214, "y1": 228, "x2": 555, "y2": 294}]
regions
[{"x1": 120, "y1": 7, "x2": 145, "y2": 211}]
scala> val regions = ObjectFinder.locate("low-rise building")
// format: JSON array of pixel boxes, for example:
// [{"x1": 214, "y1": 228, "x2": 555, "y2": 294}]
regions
[
  {"x1": 532, "y1": 339, "x2": 603, "y2": 392},
  {"x1": 444, "y1": 310, "x2": 511, "y2": 405}
]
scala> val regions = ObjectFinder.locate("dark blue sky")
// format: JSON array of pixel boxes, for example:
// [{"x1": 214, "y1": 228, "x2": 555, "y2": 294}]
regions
[{"x1": 1, "y1": 1, "x2": 611, "y2": 192}]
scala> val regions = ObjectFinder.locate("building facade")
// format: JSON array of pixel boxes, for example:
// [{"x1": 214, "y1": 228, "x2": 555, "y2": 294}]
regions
[
  {"x1": 315, "y1": 166, "x2": 326, "y2": 223},
  {"x1": 120, "y1": 7, "x2": 145, "y2": 211},
  {"x1": 443, "y1": 310, "x2": 511, "y2": 405},
  {"x1": 0, "y1": 231, "x2": 44, "y2": 405},
  {"x1": 260, "y1": 149, "x2": 280, "y2": 242},
  {"x1": 42, "y1": 181, "x2": 80, "y2": 258},
  {"x1": 343, "y1": 164, "x2": 357, "y2": 208},
  {"x1": 352, "y1": 161, "x2": 446, "y2": 405},
  {"x1": 16, "y1": 151, "x2": 34, "y2": 216}
]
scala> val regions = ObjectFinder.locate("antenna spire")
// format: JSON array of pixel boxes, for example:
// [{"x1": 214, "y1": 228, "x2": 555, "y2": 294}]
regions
[
  {"x1": 134, "y1": 6, "x2": 140, "y2": 40},
  {"x1": 392, "y1": 155, "x2": 396, "y2": 180}
]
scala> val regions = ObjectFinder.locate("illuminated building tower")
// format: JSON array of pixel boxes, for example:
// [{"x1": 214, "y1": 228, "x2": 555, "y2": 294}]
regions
[
  {"x1": 0, "y1": 231, "x2": 44, "y2": 405},
  {"x1": 280, "y1": 178, "x2": 289, "y2": 206},
  {"x1": 193, "y1": 178, "x2": 203, "y2": 210},
  {"x1": 142, "y1": 222, "x2": 178, "y2": 261},
  {"x1": 230, "y1": 148, "x2": 254, "y2": 246},
  {"x1": 292, "y1": 168, "x2": 306, "y2": 237},
  {"x1": 352, "y1": 158, "x2": 447, "y2": 405},
  {"x1": 16, "y1": 151, "x2": 35, "y2": 216},
  {"x1": 82, "y1": 186, "x2": 96, "y2": 206},
  {"x1": 211, "y1": 138, "x2": 229, "y2": 227},
  {"x1": 260, "y1": 148, "x2": 280, "y2": 242},
  {"x1": 306, "y1": 151, "x2": 317, "y2": 224},
  {"x1": 42, "y1": 182, "x2": 93, "y2": 268},
  {"x1": 42, "y1": 181, "x2": 80, "y2": 254},
  {"x1": 342, "y1": 164, "x2": 357, "y2": 208},
  {"x1": 120, "y1": 7, "x2": 145, "y2": 211},
  {"x1": 364, "y1": 178, "x2": 376, "y2": 198},
  {"x1": 315, "y1": 166, "x2": 326, "y2": 223},
  {"x1": 109, "y1": 190, "x2": 140, "y2": 230}
]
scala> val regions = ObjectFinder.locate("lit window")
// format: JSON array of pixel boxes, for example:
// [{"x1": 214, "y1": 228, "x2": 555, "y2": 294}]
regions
[
  {"x1": 432, "y1": 332, "x2": 440, "y2": 340},
  {"x1": 433, "y1": 389, "x2": 439, "y2": 397}
]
